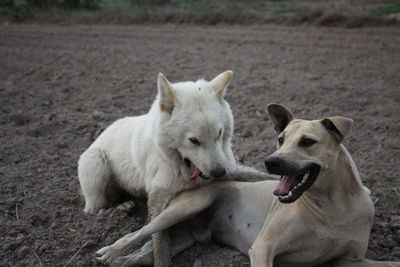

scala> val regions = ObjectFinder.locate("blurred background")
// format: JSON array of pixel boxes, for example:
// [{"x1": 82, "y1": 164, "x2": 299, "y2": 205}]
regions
[{"x1": 1, "y1": 0, "x2": 400, "y2": 27}]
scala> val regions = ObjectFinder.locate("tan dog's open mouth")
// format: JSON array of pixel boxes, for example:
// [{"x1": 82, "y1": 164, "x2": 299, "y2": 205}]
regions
[{"x1": 273, "y1": 164, "x2": 321, "y2": 203}]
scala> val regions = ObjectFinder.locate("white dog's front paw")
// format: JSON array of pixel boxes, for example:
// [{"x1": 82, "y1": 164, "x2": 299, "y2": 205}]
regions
[{"x1": 96, "y1": 245, "x2": 122, "y2": 264}]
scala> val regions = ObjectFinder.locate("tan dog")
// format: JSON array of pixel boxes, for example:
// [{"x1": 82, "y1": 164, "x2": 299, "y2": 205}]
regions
[{"x1": 96, "y1": 104, "x2": 400, "y2": 267}]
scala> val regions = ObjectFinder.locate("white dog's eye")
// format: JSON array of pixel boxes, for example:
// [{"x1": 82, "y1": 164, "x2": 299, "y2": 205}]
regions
[
  {"x1": 189, "y1": 137, "x2": 201, "y2": 146},
  {"x1": 218, "y1": 129, "x2": 222, "y2": 139}
]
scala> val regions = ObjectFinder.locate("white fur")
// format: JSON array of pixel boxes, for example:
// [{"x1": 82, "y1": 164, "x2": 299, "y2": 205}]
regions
[{"x1": 78, "y1": 71, "x2": 251, "y2": 214}]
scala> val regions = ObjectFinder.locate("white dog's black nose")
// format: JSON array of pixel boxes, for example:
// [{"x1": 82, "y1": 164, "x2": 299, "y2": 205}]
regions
[{"x1": 210, "y1": 167, "x2": 226, "y2": 178}]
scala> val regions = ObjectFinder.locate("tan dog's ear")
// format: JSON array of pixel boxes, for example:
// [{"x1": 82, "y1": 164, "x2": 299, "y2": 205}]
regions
[
  {"x1": 321, "y1": 116, "x2": 353, "y2": 142},
  {"x1": 209, "y1": 70, "x2": 233, "y2": 99},
  {"x1": 267, "y1": 104, "x2": 294, "y2": 134},
  {"x1": 158, "y1": 73, "x2": 175, "y2": 114}
]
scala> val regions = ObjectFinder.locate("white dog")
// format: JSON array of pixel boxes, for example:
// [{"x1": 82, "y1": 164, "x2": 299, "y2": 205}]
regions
[{"x1": 78, "y1": 71, "x2": 269, "y2": 265}]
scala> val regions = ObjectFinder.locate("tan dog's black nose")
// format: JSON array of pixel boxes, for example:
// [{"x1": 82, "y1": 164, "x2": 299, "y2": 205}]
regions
[
  {"x1": 210, "y1": 167, "x2": 226, "y2": 178},
  {"x1": 265, "y1": 156, "x2": 301, "y2": 175},
  {"x1": 265, "y1": 156, "x2": 286, "y2": 174}
]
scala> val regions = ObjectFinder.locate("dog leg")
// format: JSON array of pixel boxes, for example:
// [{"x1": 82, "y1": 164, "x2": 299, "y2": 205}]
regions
[
  {"x1": 249, "y1": 242, "x2": 275, "y2": 267},
  {"x1": 78, "y1": 148, "x2": 112, "y2": 214},
  {"x1": 97, "y1": 186, "x2": 216, "y2": 264},
  {"x1": 152, "y1": 230, "x2": 171, "y2": 267},
  {"x1": 96, "y1": 229, "x2": 146, "y2": 264},
  {"x1": 148, "y1": 188, "x2": 180, "y2": 267},
  {"x1": 111, "y1": 240, "x2": 154, "y2": 267},
  {"x1": 364, "y1": 260, "x2": 400, "y2": 267},
  {"x1": 112, "y1": 224, "x2": 196, "y2": 267},
  {"x1": 333, "y1": 258, "x2": 400, "y2": 267},
  {"x1": 229, "y1": 164, "x2": 276, "y2": 182}
]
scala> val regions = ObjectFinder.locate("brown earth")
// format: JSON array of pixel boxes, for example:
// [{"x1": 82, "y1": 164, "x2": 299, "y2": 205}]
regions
[{"x1": 0, "y1": 24, "x2": 399, "y2": 267}]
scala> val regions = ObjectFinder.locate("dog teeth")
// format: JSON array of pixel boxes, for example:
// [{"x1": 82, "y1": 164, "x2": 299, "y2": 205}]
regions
[{"x1": 288, "y1": 191, "x2": 293, "y2": 197}]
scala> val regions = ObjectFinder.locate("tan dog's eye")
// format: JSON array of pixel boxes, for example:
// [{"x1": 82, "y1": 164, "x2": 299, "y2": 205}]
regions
[
  {"x1": 278, "y1": 137, "x2": 284, "y2": 146},
  {"x1": 299, "y1": 138, "x2": 317, "y2": 148}
]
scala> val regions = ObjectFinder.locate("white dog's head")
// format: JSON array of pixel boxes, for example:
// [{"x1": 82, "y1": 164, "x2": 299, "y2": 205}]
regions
[{"x1": 156, "y1": 71, "x2": 236, "y2": 184}]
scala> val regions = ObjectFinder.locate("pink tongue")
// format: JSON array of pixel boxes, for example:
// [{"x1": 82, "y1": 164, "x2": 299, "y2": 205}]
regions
[
  {"x1": 273, "y1": 176, "x2": 298, "y2": 196},
  {"x1": 189, "y1": 163, "x2": 200, "y2": 184}
]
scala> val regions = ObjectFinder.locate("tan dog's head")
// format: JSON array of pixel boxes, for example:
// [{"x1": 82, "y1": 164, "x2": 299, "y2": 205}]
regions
[{"x1": 265, "y1": 104, "x2": 353, "y2": 203}]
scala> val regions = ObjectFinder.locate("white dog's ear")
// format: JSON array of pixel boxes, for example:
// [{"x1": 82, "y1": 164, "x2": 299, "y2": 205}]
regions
[
  {"x1": 321, "y1": 116, "x2": 353, "y2": 142},
  {"x1": 267, "y1": 104, "x2": 294, "y2": 134},
  {"x1": 158, "y1": 73, "x2": 175, "y2": 114},
  {"x1": 209, "y1": 70, "x2": 233, "y2": 99}
]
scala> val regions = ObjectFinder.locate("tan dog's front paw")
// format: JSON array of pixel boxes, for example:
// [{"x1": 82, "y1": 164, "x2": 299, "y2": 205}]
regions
[
  {"x1": 111, "y1": 255, "x2": 140, "y2": 267},
  {"x1": 96, "y1": 245, "x2": 123, "y2": 265}
]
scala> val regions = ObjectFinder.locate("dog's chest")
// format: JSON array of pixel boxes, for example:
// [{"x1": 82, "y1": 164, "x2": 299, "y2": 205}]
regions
[
  {"x1": 278, "y1": 215, "x2": 365, "y2": 266},
  {"x1": 277, "y1": 233, "x2": 346, "y2": 266}
]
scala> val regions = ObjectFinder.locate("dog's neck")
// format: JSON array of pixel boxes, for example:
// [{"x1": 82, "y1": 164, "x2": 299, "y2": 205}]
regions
[
  {"x1": 297, "y1": 145, "x2": 368, "y2": 223},
  {"x1": 337, "y1": 145, "x2": 366, "y2": 192}
]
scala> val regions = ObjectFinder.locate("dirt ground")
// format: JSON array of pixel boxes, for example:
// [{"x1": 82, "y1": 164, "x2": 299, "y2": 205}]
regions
[{"x1": 1, "y1": 23, "x2": 399, "y2": 266}]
